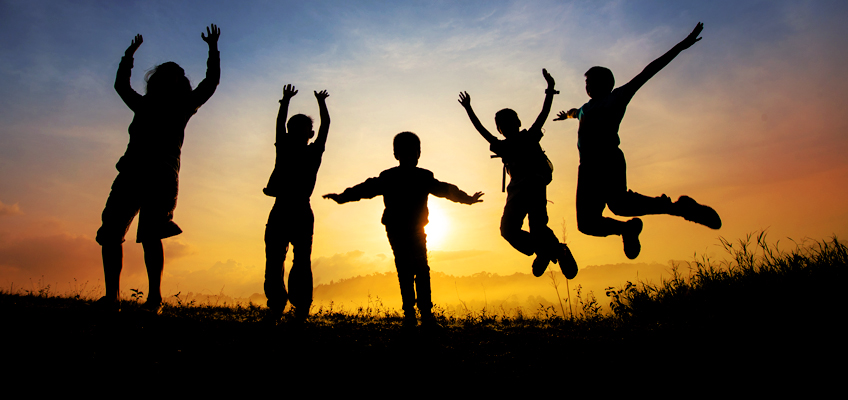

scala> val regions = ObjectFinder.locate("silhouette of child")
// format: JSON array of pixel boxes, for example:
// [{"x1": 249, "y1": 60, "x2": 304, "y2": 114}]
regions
[
  {"x1": 459, "y1": 69, "x2": 578, "y2": 279},
  {"x1": 554, "y1": 22, "x2": 720, "y2": 259},
  {"x1": 95, "y1": 25, "x2": 221, "y2": 313},
  {"x1": 323, "y1": 132, "x2": 483, "y2": 328},
  {"x1": 262, "y1": 84, "x2": 330, "y2": 321}
]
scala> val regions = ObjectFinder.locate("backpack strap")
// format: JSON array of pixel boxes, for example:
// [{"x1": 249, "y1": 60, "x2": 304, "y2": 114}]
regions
[{"x1": 490, "y1": 155, "x2": 506, "y2": 193}]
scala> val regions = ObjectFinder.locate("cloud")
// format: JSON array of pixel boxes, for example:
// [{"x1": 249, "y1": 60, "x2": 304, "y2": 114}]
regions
[
  {"x1": 313, "y1": 250, "x2": 396, "y2": 285},
  {"x1": 0, "y1": 232, "x2": 146, "y2": 291},
  {"x1": 0, "y1": 201, "x2": 23, "y2": 216},
  {"x1": 168, "y1": 259, "x2": 264, "y2": 298},
  {"x1": 163, "y1": 238, "x2": 196, "y2": 261}
]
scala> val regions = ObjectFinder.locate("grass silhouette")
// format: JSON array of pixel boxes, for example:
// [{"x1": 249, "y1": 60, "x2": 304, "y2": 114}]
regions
[{"x1": 2, "y1": 233, "x2": 843, "y2": 385}]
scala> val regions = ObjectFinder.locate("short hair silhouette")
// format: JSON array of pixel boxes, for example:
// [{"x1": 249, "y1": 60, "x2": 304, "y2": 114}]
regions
[
  {"x1": 494, "y1": 108, "x2": 521, "y2": 134},
  {"x1": 144, "y1": 61, "x2": 192, "y2": 96},
  {"x1": 584, "y1": 66, "x2": 615, "y2": 98},
  {"x1": 287, "y1": 113, "x2": 314, "y2": 136},
  {"x1": 393, "y1": 131, "x2": 421, "y2": 161}
]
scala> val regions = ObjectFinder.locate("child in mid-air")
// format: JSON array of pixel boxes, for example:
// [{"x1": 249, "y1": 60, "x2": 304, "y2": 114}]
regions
[
  {"x1": 95, "y1": 25, "x2": 221, "y2": 313},
  {"x1": 323, "y1": 132, "x2": 483, "y2": 328},
  {"x1": 459, "y1": 68, "x2": 578, "y2": 279},
  {"x1": 554, "y1": 22, "x2": 720, "y2": 259},
  {"x1": 263, "y1": 84, "x2": 330, "y2": 321}
]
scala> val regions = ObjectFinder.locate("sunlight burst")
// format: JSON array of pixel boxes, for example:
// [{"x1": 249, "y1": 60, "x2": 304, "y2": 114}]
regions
[{"x1": 425, "y1": 201, "x2": 450, "y2": 249}]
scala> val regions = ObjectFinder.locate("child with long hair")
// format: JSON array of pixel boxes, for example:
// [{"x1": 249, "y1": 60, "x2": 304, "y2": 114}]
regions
[{"x1": 95, "y1": 25, "x2": 221, "y2": 313}]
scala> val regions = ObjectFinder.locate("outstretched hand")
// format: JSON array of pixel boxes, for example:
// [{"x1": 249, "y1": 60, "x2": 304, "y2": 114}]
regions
[
  {"x1": 314, "y1": 89, "x2": 329, "y2": 101},
  {"x1": 469, "y1": 192, "x2": 484, "y2": 204},
  {"x1": 125, "y1": 34, "x2": 143, "y2": 57},
  {"x1": 458, "y1": 91, "x2": 471, "y2": 109},
  {"x1": 201, "y1": 24, "x2": 221, "y2": 47},
  {"x1": 542, "y1": 68, "x2": 557, "y2": 92},
  {"x1": 679, "y1": 22, "x2": 703, "y2": 49},
  {"x1": 282, "y1": 84, "x2": 298, "y2": 99},
  {"x1": 553, "y1": 108, "x2": 579, "y2": 121},
  {"x1": 323, "y1": 193, "x2": 342, "y2": 203}
]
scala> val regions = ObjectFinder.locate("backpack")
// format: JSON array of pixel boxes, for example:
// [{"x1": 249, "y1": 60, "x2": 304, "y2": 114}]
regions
[{"x1": 491, "y1": 148, "x2": 553, "y2": 192}]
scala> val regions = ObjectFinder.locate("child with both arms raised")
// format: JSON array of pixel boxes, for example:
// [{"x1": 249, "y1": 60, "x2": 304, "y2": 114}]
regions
[
  {"x1": 323, "y1": 132, "x2": 483, "y2": 328},
  {"x1": 459, "y1": 68, "x2": 578, "y2": 279},
  {"x1": 95, "y1": 25, "x2": 221, "y2": 313},
  {"x1": 262, "y1": 84, "x2": 330, "y2": 321}
]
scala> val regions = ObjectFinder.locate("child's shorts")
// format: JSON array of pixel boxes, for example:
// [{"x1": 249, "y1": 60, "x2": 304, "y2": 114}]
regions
[{"x1": 95, "y1": 168, "x2": 182, "y2": 245}]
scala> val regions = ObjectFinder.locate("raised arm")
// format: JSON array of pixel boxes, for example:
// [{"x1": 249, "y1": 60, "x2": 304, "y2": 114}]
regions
[
  {"x1": 458, "y1": 91, "x2": 498, "y2": 144},
  {"x1": 625, "y1": 22, "x2": 703, "y2": 94},
  {"x1": 114, "y1": 34, "x2": 143, "y2": 111},
  {"x1": 312, "y1": 90, "x2": 330, "y2": 148},
  {"x1": 190, "y1": 24, "x2": 222, "y2": 110},
  {"x1": 530, "y1": 68, "x2": 559, "y2": 132},
  {"x1": 276, "y1": 84, "x2": 297, "y2": 143}
]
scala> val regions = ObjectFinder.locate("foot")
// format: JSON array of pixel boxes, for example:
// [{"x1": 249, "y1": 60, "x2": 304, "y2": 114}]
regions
[
  {"x1": 402, "y1": 314, "x2": 418, "y2": 330},
  {"x1": 674, "y1": 196, "x2": 721, "y2": 229},
  {"x1": 557, "y1": 244, "x2": 579, "y2": 279},
  {"x1": 140, "y1": 298, "x2": 163, "y2": 315},
  {"x1": 264, "y1": 280, "x2": 289, "y2": 312},
  {"x1": 420, "y1": 313, "x2": 443, "y2": 332},
  {"x1": 622, "y1": 218, "x2": 643, "y2": 260},
  {"x1": 532, "y1": 253, "x2": 551, "y2": 277},
  {"x1": 293, "y1": 305, "x2": 309, "y2": 323},
  {"x1": 92, "y1": 296, "x2": 120, "y2": 313}
]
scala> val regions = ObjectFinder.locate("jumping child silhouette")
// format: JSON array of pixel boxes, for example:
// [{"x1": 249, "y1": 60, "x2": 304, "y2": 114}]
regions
[
  {"x1": 95, "y1": 25, "x2": 221, "y2": 313},
  {"x1": 263, "y1": 84, "x2": 330, "y2": 321},
  {"x1": 323, "y1": 132, "x2": 483, "y2": 328},
  {"x1": 554, "y1": 22, "x2": 720, "y2": 259},
  {"x1": 459, "y1": 69, "x2": 578, "y2": 279}
]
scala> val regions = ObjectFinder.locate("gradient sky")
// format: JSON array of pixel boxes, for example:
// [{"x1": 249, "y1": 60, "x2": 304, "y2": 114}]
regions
[{"x1": 2, "y1": 0, "x2": 847, "y2": 299}]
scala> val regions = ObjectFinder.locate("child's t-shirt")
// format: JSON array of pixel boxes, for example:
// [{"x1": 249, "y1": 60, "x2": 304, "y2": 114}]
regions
[
  {"x1": 335, "y1": 166, "x2": 477, "y2": 229},
  {"x1": 263, "y1": 139, "x2": 325, "y2": 202},
  {"x1": 114, "y1": 51, "x2": 220, "y2": 175},
  {"x1": 576, "y1": 82, "x2": 640, "y2": 157}
]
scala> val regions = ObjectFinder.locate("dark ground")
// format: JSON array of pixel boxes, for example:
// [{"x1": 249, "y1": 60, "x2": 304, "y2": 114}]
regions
[{"x1": 2, "y1": 292, "x2": 841, "y2": 390}]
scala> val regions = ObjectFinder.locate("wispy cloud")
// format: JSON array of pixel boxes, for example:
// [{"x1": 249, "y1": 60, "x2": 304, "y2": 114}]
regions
[{"x1": 0, "y1": 201, "x2": 23, "y2": 216}]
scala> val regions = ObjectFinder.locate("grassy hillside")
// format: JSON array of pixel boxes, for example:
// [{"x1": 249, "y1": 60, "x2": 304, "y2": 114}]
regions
[{"x1": 2, "y1": 234, "x2": 843, "y2": 387}]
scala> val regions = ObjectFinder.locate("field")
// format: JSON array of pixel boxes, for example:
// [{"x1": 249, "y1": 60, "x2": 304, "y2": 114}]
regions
[{"x1": 2, "y1": 234, "x2": 844, "y2": 388}]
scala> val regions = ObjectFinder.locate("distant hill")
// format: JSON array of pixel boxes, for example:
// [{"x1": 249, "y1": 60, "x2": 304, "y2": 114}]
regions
[{"x1": 311, "y1": 261, "x2": 682, "y2": 316}]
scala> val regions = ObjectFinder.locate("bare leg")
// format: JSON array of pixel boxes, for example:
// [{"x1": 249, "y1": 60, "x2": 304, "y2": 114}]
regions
[
  {"x1": 102, "y1": 244, "x2": 123, "y2": 301},
  {"x1": 142, "y1": 239, "x2": 164, "y2": 303}
]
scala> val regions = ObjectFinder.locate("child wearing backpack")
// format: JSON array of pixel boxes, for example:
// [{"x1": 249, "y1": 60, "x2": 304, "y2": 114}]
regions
[
  {"x1": 95, "y1": 25, "x2": 221, "y2": 314},
  {"x1": 458, "y1": 68, "x2": 578, "y2": 279},
  {"x1": 554, "y1": 22, "x2": 720, "y2": 259},
  {"x1": 323, "y1": 132, "x2": 483, "y2": 328},
  {"x1": 263, "y1": 84, "x2": 330, "y2": 321}
]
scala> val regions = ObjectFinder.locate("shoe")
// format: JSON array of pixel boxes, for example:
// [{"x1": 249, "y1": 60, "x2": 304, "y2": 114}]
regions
[
  {"x1": 622, "y1": 218, "x2": 643, "y2": 260},
  {"x1": 532, "y1": 254, "x2": 551, "y2": 277},
  {"x1": 420, "y1": 313, "x2": 443, "y2": 332},
  {"x1": 674, "y1": 196, "x2": 721, "y2": 229},
  {"x1": 264, "y1": 281, "x2": 288, "y2": 312},
  {"x1": 266, "y1": 297, "x2": 288, "y2": 312},
  {"x1": 557, "y1": 244, "x2": 579, "y2": 279},
  {"x1": 402, "y1": 314, "x2": 418, "y2": 330},
  {"x1": 293, "y1": 305, "x2": 309, "y2": 323},
  {"x1": 92, "y1": 296, "x2": 120, "y2": 313},
  {"x1": 140, "y1": 299, "x2": 163, "y2": 315}
]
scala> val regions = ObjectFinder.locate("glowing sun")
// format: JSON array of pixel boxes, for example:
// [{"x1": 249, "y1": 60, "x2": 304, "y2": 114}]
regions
[{"x1": 425, "y1": 201, "x2": 450, "y2": 249}]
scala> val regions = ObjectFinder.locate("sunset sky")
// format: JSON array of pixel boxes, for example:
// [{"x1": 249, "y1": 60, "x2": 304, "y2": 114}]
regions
[{"x1": 1, "y1": 0, "x2": 847, "y2": 300}]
